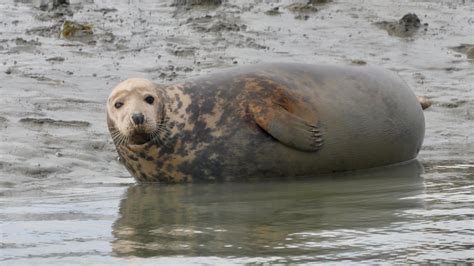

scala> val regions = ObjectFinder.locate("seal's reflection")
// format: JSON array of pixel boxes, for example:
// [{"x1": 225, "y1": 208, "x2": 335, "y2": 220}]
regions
[{"x1": 112, "y1": 161, "x2": 424, "y2": 257}]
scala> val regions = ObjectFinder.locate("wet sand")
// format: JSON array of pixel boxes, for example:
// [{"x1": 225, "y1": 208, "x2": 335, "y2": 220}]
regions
[{"x1": 1, "y1": 0, "x2": 473, "y2": 264}]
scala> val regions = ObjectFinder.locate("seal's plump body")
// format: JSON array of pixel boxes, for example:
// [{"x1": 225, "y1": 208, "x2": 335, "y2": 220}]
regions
[{"x1": 107, "y1": 63, "x2": 425, "y2": 182}]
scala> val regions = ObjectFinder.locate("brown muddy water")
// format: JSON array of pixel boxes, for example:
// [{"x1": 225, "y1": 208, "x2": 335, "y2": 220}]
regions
[{"x1": 1, "y1": 0, "x2": 473, "y2": 264}]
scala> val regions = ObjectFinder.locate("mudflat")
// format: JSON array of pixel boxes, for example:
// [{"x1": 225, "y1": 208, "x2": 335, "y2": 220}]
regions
[{"x1": 1, "y1": 0, "x2": 472, "y2": 264}]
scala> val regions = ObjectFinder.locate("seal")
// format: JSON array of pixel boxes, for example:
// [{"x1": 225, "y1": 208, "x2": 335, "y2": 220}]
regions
[{"x1": 107, "y1": 63, "x2": 427, "y2": 183}]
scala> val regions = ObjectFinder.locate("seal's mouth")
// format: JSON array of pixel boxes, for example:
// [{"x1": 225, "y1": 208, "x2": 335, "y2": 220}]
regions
[{"x1": 129, "y1": 132, "x2": 152, "y2": 145}]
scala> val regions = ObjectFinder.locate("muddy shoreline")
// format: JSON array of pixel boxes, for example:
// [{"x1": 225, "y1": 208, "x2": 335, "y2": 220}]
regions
[{"x1": 1, "y1": 0, "x2": 473, "y2": 264}]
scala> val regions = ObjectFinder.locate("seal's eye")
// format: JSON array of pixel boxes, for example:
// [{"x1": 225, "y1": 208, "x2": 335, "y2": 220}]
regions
[
  {"x1": 114, "y1": 102, "x2": 123, "y2": 109},
  {"x1": 145, "y1": 96, "x2": 154, "y2": 105}
]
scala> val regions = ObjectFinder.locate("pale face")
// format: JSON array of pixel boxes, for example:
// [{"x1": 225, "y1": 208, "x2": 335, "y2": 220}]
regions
[{"x1": 107, "y1": 78, "x2": 163, "y2": 145}]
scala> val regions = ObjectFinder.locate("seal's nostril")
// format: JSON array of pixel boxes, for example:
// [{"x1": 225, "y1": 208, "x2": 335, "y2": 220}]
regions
[{"x1": 132, "y1": 113, "x2": 145, "y2": 125}]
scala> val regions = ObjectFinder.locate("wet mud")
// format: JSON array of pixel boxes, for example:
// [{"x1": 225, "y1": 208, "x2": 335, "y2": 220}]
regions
[{"x1": 1, "y1": 0, "x2": 473, "y2": 264}]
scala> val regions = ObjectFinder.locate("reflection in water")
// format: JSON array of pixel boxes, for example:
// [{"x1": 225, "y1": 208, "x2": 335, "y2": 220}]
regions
[{"x1": 112, "y1": 161, "x2": 426, "y2": 261}]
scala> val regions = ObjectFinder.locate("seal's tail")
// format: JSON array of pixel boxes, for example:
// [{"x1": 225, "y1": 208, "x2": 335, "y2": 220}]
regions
[{"x1": 417, "y1": 96, "x2": 431, "y2": 110}]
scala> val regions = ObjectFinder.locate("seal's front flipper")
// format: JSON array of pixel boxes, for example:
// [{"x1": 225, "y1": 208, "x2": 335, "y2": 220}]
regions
[{"x1": 250, "y1": 104, "x2": 323, "y2": 152}]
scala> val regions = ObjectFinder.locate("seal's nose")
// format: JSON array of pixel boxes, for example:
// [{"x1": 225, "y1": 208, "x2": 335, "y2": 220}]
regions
[{"x1": 132, "y1": 113, "x2": 145, "y2": 125}]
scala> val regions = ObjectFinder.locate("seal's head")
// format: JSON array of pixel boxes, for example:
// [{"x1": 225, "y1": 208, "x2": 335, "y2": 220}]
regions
[{"x1": 107, "y1": 78, "x2": 167, "y2": 146}]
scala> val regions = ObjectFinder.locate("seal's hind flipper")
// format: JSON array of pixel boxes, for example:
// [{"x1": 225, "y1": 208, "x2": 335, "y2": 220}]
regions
[
  {"x1": 250, "y1": 104, "x2": 323, "y2": 152},
  {"x1": 417, "y1": 96, "x2": 431, "y2": 110}
]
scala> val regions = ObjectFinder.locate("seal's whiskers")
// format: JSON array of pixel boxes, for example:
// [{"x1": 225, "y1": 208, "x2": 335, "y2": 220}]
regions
[{"x1": 110, "y1": 128, "x2": 130, "y2": 146}]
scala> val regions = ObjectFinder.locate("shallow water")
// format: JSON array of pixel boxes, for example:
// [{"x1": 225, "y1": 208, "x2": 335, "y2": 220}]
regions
[{"x1": 1, "y1": 0, "x2": 473, "y2": 264}]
